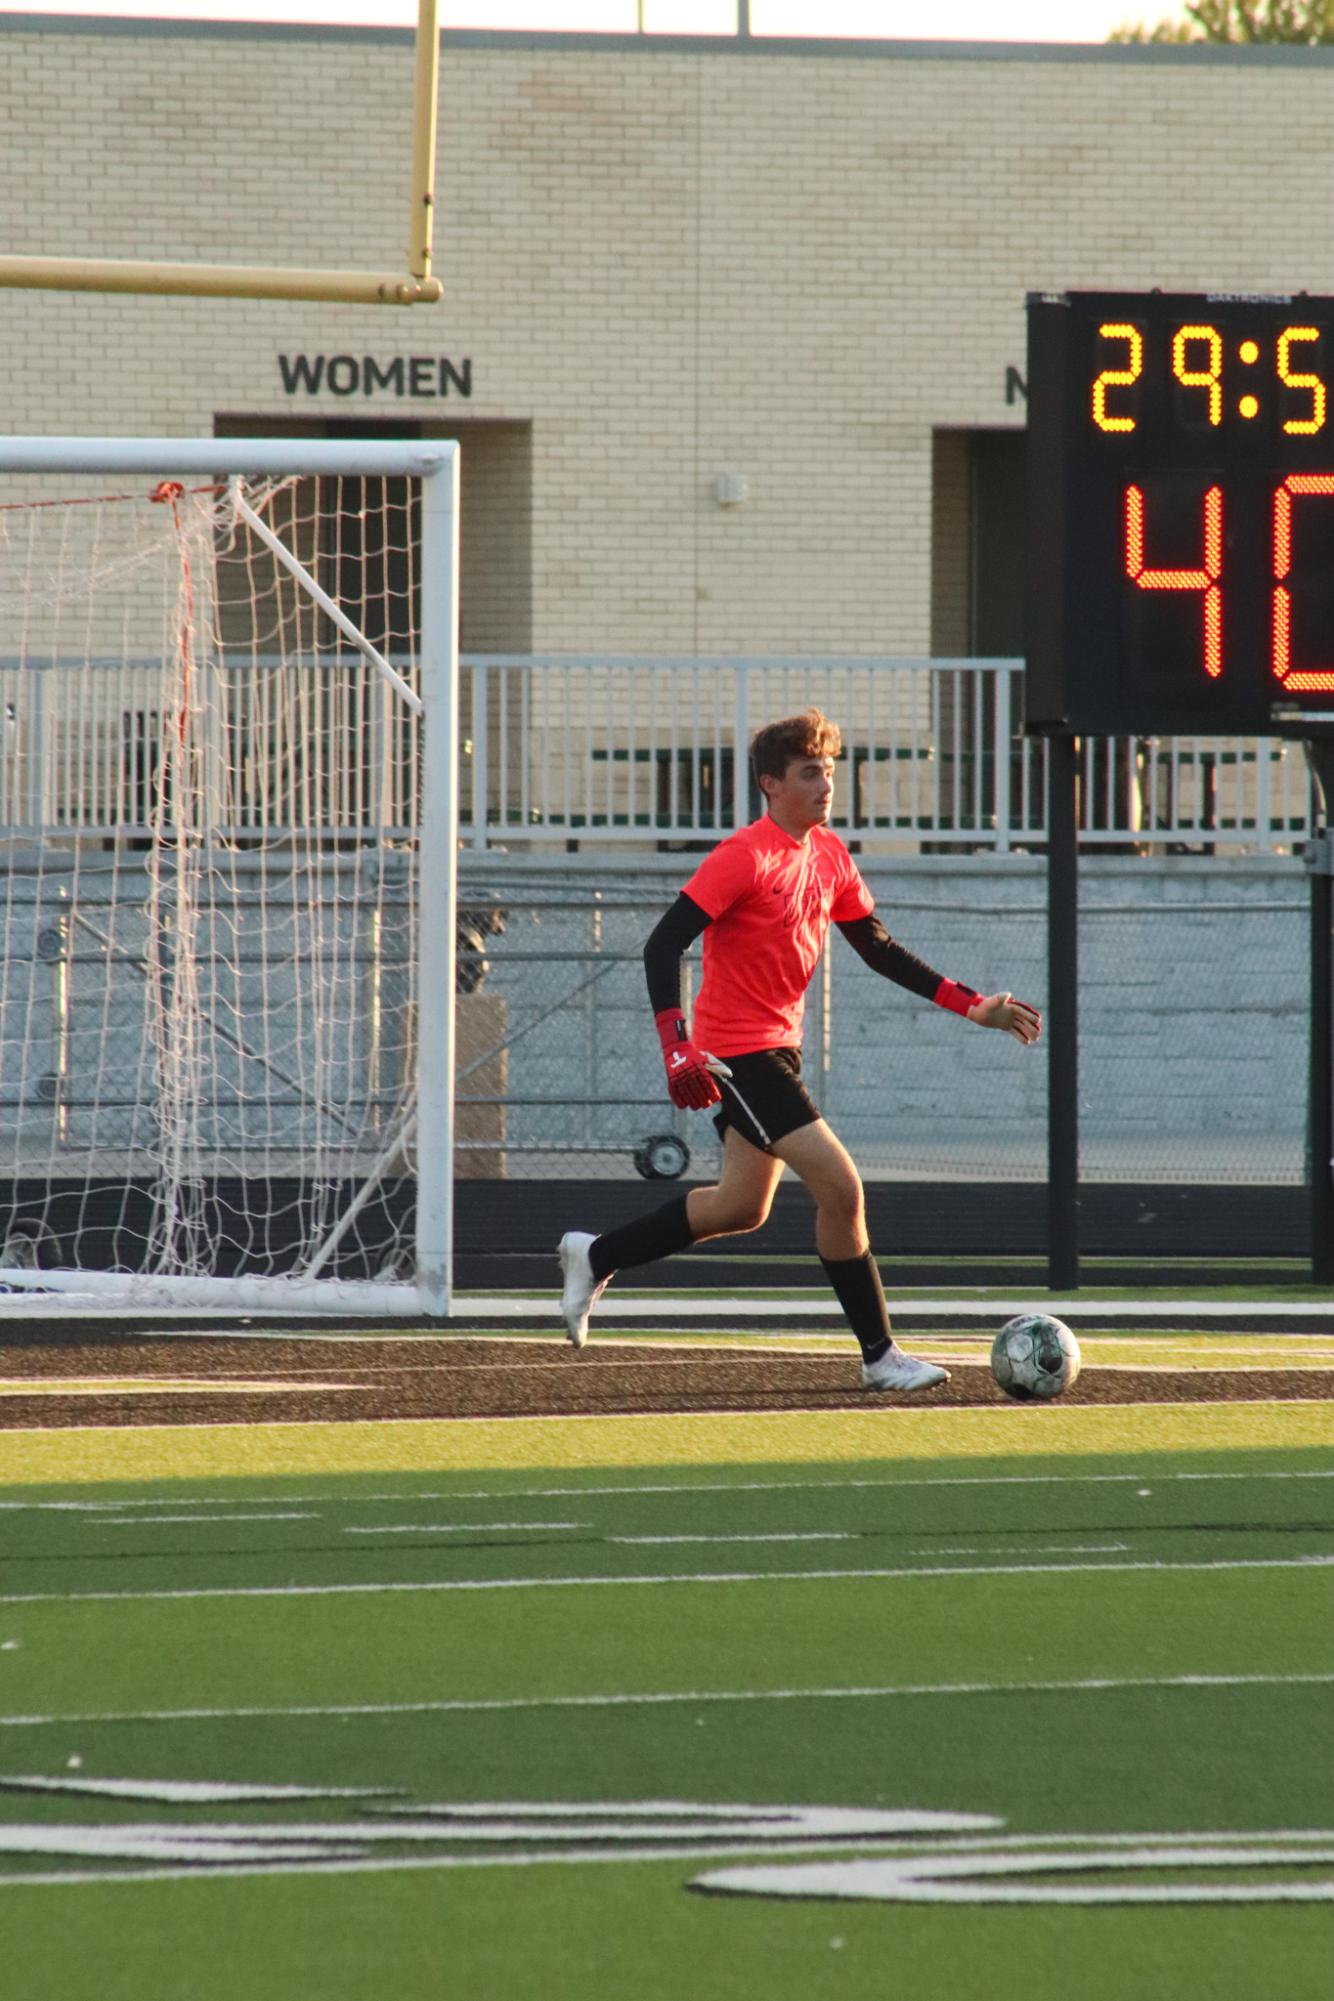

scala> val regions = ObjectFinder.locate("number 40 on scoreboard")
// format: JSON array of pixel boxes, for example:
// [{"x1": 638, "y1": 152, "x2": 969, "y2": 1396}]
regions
[{"x1": 1025, "y1": 290, "x2": 1334, "y2": 738}]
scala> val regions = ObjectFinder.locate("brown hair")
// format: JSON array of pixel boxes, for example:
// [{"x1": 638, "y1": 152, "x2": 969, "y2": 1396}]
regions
[{"x1": 750, "y1": 708, "x2": 842, "y2": 791}]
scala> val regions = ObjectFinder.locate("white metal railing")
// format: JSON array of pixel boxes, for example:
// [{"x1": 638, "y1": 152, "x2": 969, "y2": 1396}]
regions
[
  {"x1": 0, "y1": 653, "x2": 1317, "y2": 853},
  {"x1": 0, "y1": 654, "x2": 420, "y2": 837},
  {"x1": 461, "y1": 656, "x2": 1316, "y2": 855}
]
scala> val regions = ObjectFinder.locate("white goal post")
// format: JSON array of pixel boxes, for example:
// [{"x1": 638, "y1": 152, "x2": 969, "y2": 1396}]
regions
[{"x1": 0, "y1": 436, "x2": 459, "y2": 1317}]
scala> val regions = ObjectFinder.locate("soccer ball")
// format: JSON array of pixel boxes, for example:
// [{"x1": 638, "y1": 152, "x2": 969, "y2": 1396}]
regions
[{"x1": 990, "y1": 1313, "x2": 1081, "y2": 1401}]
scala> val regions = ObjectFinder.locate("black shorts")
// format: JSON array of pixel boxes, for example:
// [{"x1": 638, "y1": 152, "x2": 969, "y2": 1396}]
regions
[{"x1": 712, "y1": 1047, "x2": 821, "y2": 1154}]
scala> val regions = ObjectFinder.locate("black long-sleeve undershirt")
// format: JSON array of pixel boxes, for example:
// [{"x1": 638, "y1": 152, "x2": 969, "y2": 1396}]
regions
[
  {"x1": 643, "y1": 892, "x2": 712, "y2": 1014},
  {"x1": 834, "y1": 913, "x2": 945, "y2": 1003},
  {"x1": 642, "y1": 893, "x2": 948, "y2": 1015}
]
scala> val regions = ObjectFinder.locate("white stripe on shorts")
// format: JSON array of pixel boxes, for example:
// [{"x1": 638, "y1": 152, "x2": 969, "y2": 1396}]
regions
[{"x1": 719, "y1": 1073, "x2": 774, "y2": 1148}]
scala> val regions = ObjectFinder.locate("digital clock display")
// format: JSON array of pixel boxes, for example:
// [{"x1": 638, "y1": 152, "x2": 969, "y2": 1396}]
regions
[{"x1": 1026, "y1": 289, "x2": 1334, "y2": 736}]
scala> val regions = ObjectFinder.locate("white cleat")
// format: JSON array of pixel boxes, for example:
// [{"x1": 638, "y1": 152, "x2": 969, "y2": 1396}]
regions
[
  {"x1": 861, "y1": 1345, "x2": 950, "y2": 1394},
  {"x1": 558, "y1": 1231, "x2": 609, "y2": 1349}
]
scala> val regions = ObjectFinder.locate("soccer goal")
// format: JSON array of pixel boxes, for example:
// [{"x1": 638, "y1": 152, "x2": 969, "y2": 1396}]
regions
[{"x1": 0, "y1": 437, "x2": 459, "y2": 1317}]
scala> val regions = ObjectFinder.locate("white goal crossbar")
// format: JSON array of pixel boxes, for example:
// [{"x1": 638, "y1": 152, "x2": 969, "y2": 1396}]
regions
[{"x1": 0, "y1": 438, "x2": 460, "y2": 1317}]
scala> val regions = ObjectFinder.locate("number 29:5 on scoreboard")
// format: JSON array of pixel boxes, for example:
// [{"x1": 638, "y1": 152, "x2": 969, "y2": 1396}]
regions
[{"x1": 1026, "y1": 291, "x2": 1334, "y2": 736}]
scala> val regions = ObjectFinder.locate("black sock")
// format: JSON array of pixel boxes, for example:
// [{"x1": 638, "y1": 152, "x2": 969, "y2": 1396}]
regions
[
  {"x1": 820, "y1": 1250, "x2": 893, "y2": 1364},
  {"x1": 589, "y1": 1195, "x2": 695, "y2": 1282}
]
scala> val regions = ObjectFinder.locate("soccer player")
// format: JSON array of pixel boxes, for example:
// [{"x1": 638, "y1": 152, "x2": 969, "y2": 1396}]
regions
[{"x1": 558, "y1": 709, "x2": 1041, "y2": 1392}]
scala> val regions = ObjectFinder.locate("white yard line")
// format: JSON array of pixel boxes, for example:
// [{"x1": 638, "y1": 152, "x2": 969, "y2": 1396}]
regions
[
  {"x1": 1, "y1": 1395, "x2": 1328, "y2": 1439},
  {"x1": 0, "y1": 1552, "x2": 1331, "y2": 1608},
  {"x1": 0, "y1": 1381, "x2": 359, "y2": 1397},
  {"x1": 103, "y1": 1327, "x2": 1334, "y2": 1352},
  {"x1": 608, "y1": 1532, "x2": 857, "y2": 1546},
  {"x1": 445, "y1": 1468, "x2": 1334, "y2": 1499},
  {"x1": 92, "y1": 1513, "x2": 319, "y2": 1526},
  {"x1": 1042, "y1": 1364, "x2": 1334, "y2": 1374},
  {"x1": 1, "y1": 1468, "x2": 1330, "y2": 1513},
  {"x1": 343, "y1": 1522, "x2": 582, "y2": 1535},
  {"x1": 1, "y1": 1669, "x2": 1331, "y2": 1733},
  {"x1": 923, "y1": 1542, "x2": 1130, "y2": 1557},
  {"x1": 460, "y1": 1296, "x2": 1334, "y2": 1321}
]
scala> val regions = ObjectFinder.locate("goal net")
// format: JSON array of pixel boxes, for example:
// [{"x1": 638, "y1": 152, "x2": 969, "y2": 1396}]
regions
[{"x1": 0, "y1": 438, "x2": 459, "y2": 1316}]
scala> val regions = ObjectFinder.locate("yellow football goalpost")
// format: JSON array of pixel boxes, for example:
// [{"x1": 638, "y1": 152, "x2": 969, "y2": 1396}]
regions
[{"x1": 0, "y1": 0, "x2": 444, "y2": 308}]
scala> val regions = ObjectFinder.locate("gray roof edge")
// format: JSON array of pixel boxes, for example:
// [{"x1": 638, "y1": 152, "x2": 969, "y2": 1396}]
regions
[{"x1": 1, "y1": 17, "x2": 1334, "y2": 65}]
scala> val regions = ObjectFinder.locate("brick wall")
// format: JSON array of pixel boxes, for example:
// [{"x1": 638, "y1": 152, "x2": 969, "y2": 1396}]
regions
[{"x1": 3, "y1": 27, "x2": 1333, "y2": 658}]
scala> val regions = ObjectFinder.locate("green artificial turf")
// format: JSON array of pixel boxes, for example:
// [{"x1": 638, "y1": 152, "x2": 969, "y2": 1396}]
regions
[{"x1": 0, "y1": 1442, "x2": 1330, "y2": 2000}]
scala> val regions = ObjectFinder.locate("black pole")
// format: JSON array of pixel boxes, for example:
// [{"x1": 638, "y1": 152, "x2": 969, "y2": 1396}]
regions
[
  {"x1": 1047, "y1": 731, "x2": 1080, "y2": 1290},
  {"x1": 1307, "y1": 741, "x2": 1334, "y2": 1285}
]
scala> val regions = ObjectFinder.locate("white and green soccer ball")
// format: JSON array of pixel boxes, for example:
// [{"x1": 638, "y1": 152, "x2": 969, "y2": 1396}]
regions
[{"x1": 990, "y1": 1313, "x2": 1081, "y2": 1401}]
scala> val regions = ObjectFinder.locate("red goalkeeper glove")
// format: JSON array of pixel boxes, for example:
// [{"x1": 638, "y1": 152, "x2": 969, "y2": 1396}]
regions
[{"x1": 654, "y1": 1010, "x2": 725, "y2": 1111}]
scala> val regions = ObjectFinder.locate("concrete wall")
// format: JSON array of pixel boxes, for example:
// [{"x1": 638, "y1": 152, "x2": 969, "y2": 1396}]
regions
[
  {"x1": 0, "y1": 843, "x2": 1304, "y2": 1193},
  {"x1": 460, "y1": 852, "x2": 1308, "y2": 1184}
]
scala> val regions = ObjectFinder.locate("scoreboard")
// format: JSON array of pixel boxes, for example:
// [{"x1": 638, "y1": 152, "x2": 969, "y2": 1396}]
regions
[{"x1": 1026, "y1": 290, "x2": 1334, "y2": 737}]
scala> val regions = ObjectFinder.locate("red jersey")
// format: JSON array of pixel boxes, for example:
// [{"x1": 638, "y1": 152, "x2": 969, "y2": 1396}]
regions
[{"x1": 682, "y1": 816, "x2": 875, "y2": 1057}]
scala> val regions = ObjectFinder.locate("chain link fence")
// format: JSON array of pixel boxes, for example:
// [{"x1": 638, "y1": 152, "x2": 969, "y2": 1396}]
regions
[{"x1": 458, "y1": 861, "x2": 1309, "y2": 1187}]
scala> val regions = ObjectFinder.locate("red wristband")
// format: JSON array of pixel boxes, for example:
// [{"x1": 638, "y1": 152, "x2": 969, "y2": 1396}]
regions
[
  {"x1": 654, "y1": 1008, "x2": 687, "y2": 1054},
  {"x1": 934, "y1": 978, "x2": 981, "y2": 1018}
]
